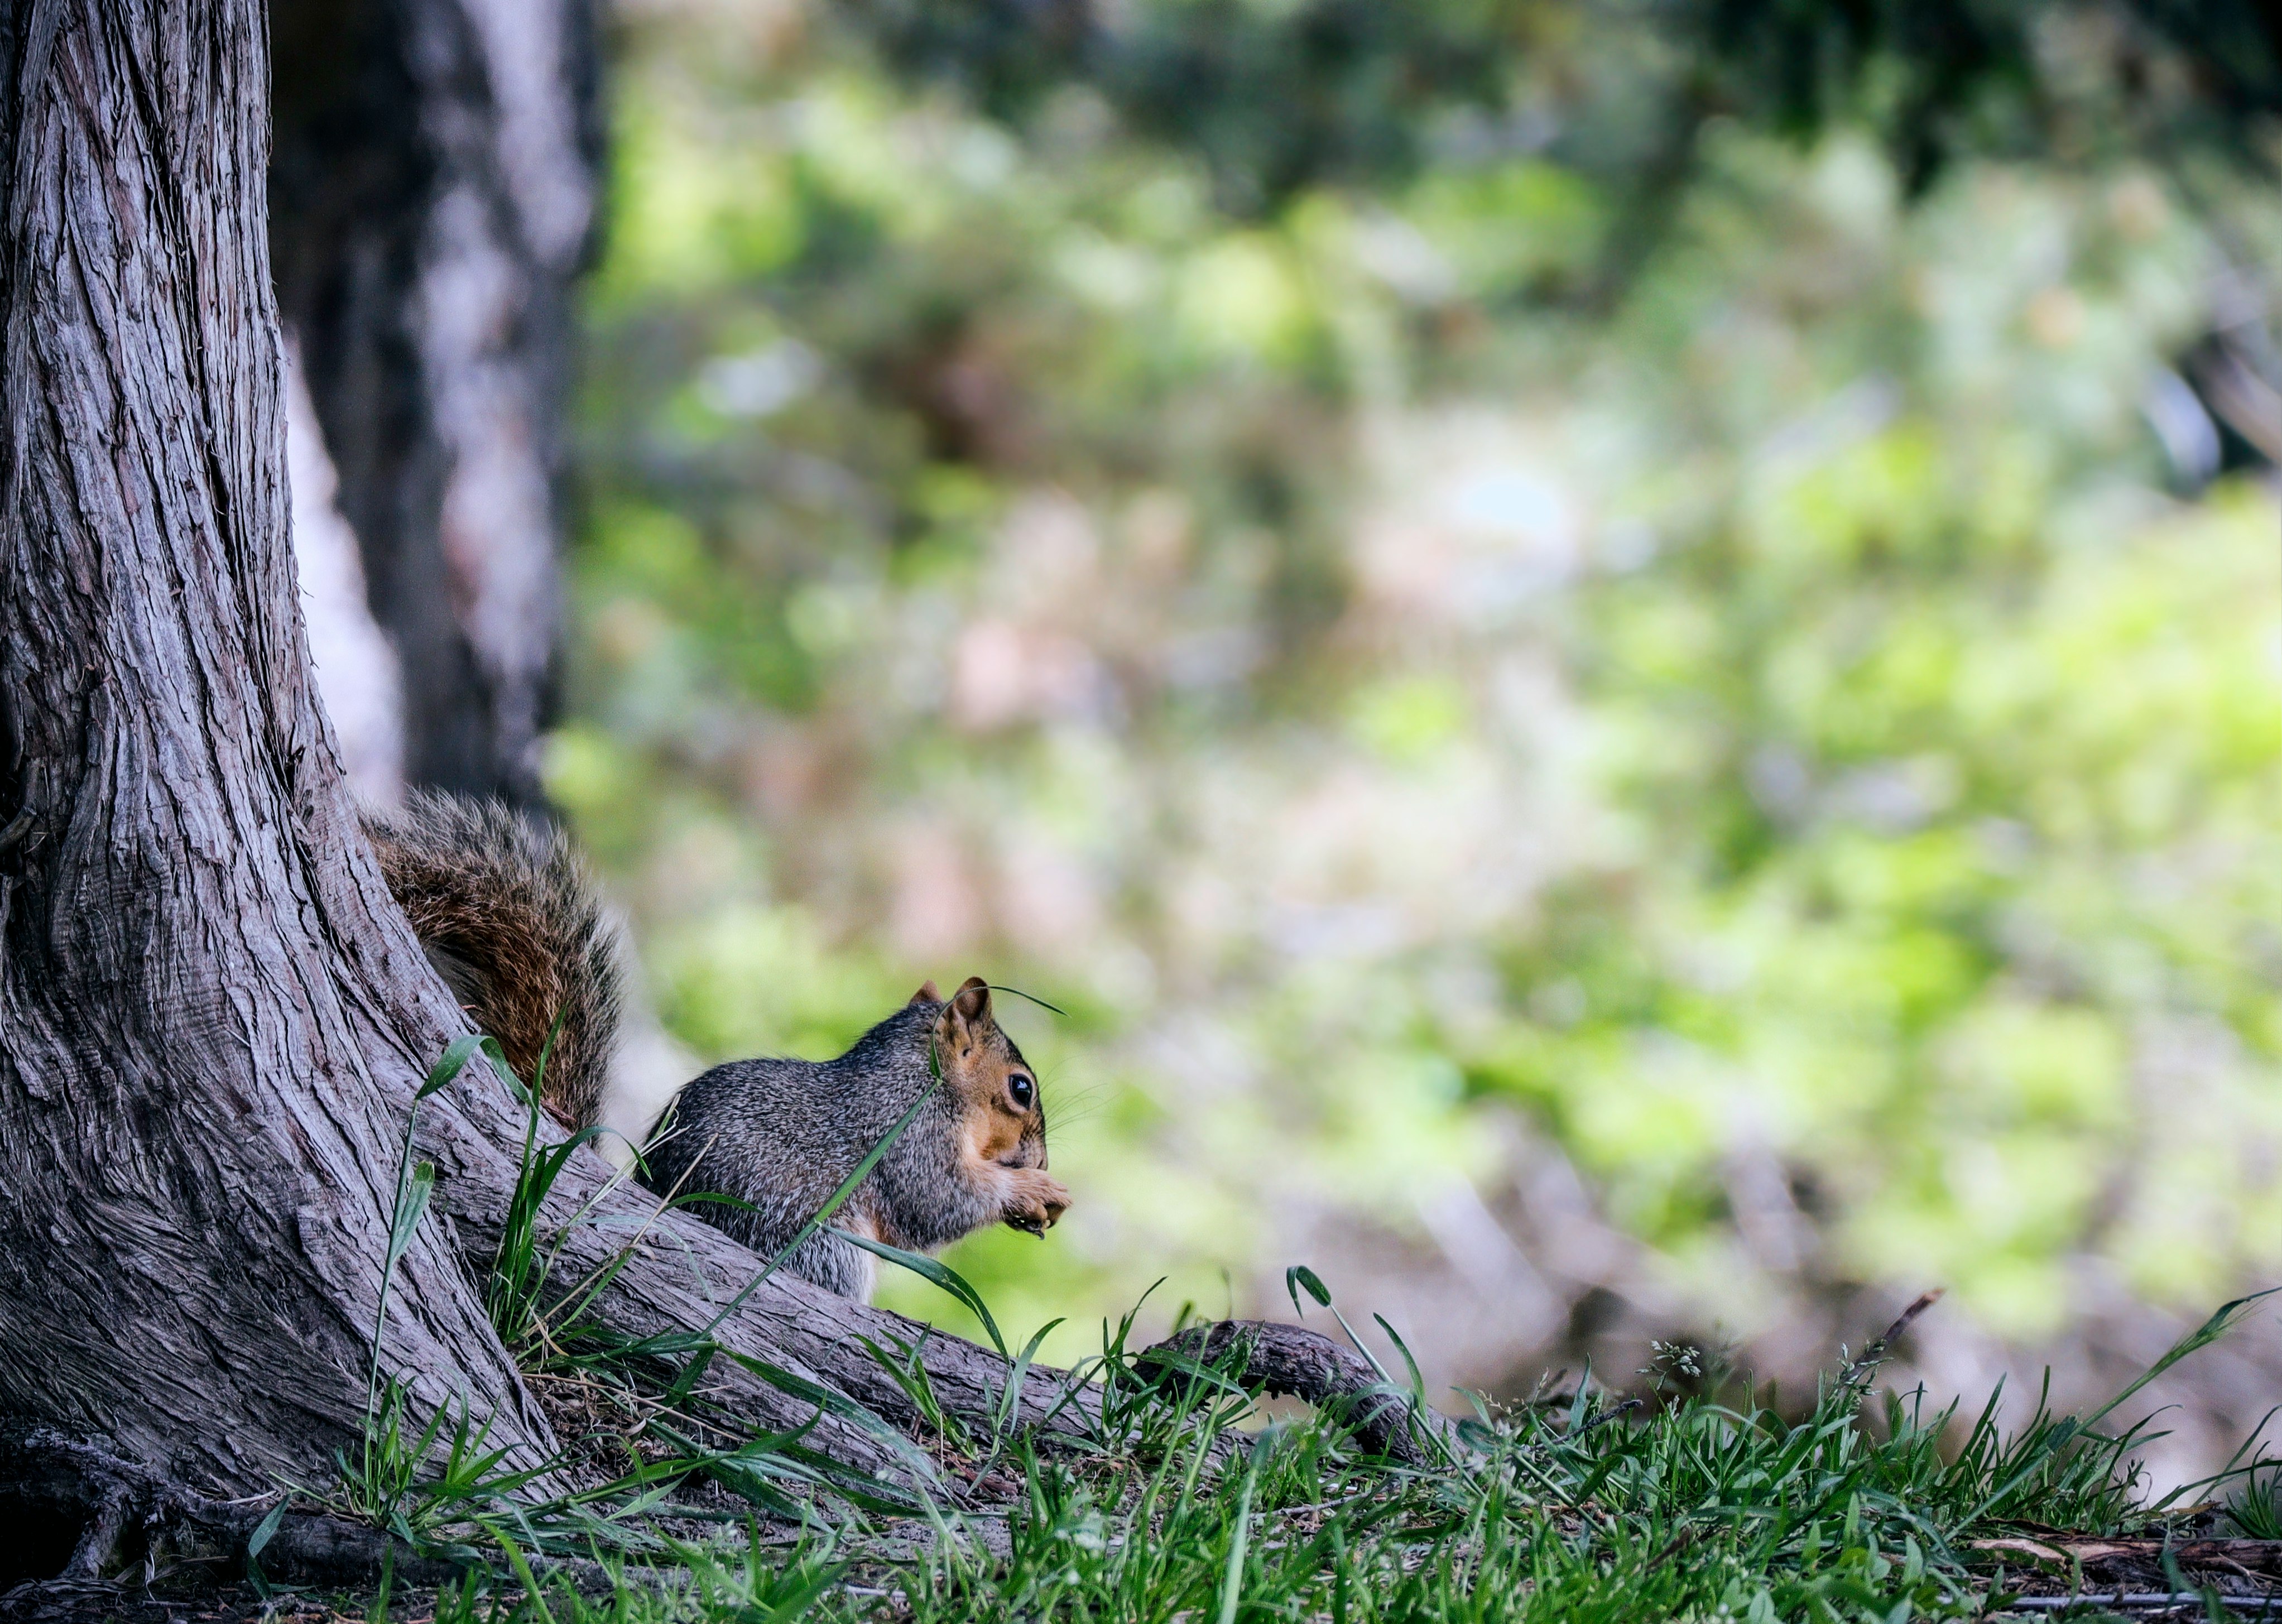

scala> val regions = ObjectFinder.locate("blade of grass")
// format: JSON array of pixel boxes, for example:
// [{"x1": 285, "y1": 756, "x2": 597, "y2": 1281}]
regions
[
  {"x1": 2079, "y1": 1290, "x2": 2278, "y2": 1432},
  {"x1": 993, "y1": 1318, "x2": 1067, "y2": 1449},
  {"x1": 986, "y1": 984, "x2": 1069, "y2": 1017},
  {"x1": 829, "y1": 1227, "x2": 1007, "y2": 1357},
  {"x1": 1373, "y1": 1313, "x2": 1428, "y2": 1407},
  {"x1": 367, "y1": 1034, "x2": 512, "y2": 1424},
  {"x1": 713, "y1": 1345, "x2": 943, "y2": 1490},
  {"x1": 1217, "y1": 1445, "x2": 1261, "y2": 1624}
]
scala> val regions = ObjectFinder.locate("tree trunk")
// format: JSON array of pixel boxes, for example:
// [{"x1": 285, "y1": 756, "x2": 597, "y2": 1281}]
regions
[
  {"x1": 268, "y1": 0, "x2": 600, "y2": 806},
  {"x1": 0, "y1": 0, "x2": 560, "y2": 1568}
]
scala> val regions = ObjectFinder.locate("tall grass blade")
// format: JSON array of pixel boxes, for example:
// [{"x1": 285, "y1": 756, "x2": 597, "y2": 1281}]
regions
[
  {"x1": 830, "y1": 1226, "x2": 1007, "y2": 1357},
  {"x1": 2081, "y1": 1290, "x2": 2278, "y2": 1431},
  {"x1": 986, "y1": 983, "x2": 1069, "y2": 1017},
  {"x1": 364, "y1": 1031, "x2": 510, "y2": 1427},
  {"x1": 1374, "y1": 1313, "x2": 1428, "y2": 1407},
  {"x1": 1217, "y1": 1447, "x2": 1261, "y2": 1624},
  {"x1": 993, "y1": 1318, "x2": 1067, "y2": 1447},
  {"x1": 714, "y1": 1345, "x2": 943, "y2": 1490}
]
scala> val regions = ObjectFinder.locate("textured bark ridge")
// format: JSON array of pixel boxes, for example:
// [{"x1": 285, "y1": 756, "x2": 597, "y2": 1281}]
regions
[{"x1": 270, "y1": 0, "x2": 602, "y2": 805}]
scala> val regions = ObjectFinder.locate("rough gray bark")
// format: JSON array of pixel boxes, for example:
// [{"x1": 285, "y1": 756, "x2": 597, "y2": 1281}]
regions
[
  {"x1": 0, "y1": 0, "x2": 558, "y2": 1528},
  {"x1": 268, "y1": 0, "x2": 600, "y2": 806}
]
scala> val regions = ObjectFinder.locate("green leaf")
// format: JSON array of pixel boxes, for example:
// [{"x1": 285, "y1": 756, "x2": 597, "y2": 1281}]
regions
[
  {"x1": 417, "y1": 1033, "x2": 516, "y2": 1103},
  {"x1": 830, "y1": 1226, "x2": 1007, "y2": 1357},
  {"x1": 1286, "y1": 1265, "x2": 1332, "y2": 1316},
  {"x1": 243, "y1": 1495, "x2": 290, "y2": 1598},
  {"x1": 246, "y1": 1495, "x2": 288, "y2": 1560}
]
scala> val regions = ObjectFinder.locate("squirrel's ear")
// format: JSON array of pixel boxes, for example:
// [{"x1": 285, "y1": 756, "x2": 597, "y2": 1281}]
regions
[
  {"x1": 950, "y1": 976, "x2": 992, "y2": 1030},
  {"x1": 909, "y1": 979, "x2": 941, "y2": 1006}
]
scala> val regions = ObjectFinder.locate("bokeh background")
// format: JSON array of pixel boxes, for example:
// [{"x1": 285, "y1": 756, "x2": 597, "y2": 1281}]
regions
[{"x1": 290, "y1": 0, "x2": 2281, "y2": 1484}]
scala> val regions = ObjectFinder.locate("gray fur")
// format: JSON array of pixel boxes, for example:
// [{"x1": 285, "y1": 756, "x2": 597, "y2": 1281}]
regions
[{"x1": 637, "y1": 1000, "x2": 1035, "y2": 1298}]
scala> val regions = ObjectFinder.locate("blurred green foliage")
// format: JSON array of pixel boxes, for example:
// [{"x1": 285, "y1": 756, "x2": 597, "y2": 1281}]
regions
[
  {"x1": 843, "y1": 0, "x2": 2282, "y2": 204},
  {"x1": 564, "y1": 0, "x2": 2280, "y2": 1369}
]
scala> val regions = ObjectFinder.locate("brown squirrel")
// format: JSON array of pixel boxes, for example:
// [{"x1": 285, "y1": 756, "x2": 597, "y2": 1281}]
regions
[{"x1": 362, "y1": 791, "x2": 1069, "y2": 1301}]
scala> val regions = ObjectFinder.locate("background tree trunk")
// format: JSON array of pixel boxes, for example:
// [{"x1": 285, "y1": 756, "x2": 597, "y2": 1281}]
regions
[
  {"x1": 268, "y1": 0, "x2": 602, "y2": 808},
  {"x1": 0, "y1": 0, "x2": 557, "y2": 1575}
]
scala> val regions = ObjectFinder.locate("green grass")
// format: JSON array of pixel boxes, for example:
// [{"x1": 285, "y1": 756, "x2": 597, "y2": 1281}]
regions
[
  {"x1": 362, "y1": 1281, "x2": 2281, "y2": 1623},
  {"x1": 401, "y1": 1300, "x2": 2262, "y2": 1623},
  {"x1": 305, "y1": 1041, "x2": 2282, "y2": 1622}
]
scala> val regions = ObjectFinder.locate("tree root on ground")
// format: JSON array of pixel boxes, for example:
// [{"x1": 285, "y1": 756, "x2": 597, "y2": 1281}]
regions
[
  {"x1": 1133, "y1": 1320, "x2": 1454, "y2": 1466},
  {"x1": 2, "y1": 1099, "x2": 1452, "y2": 1594},
  {"x1": 0, "y1": 1428, "x2": 469, "y2": 1592}
]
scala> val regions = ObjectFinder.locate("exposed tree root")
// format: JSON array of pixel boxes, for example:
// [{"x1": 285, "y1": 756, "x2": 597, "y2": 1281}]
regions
[
  {"x1": 425, "y1": 1092, "x2": 1441, "y2": 1481},
  {"x1": 5, "y1": 1091, "x2": 1443, "y2": 1591},
  {"x1": 1134, "y1": 1320, "x2": 1453, "y2": 1466},
  {"x1": 0, "y1": 1428, "x2": 457, "y2": 1591},
  {"x1": 417, "y1": 1077, "x2": 1458, "y2": 1468},
  {"x1": 416, "y1": 1086, "x2": 1108, "y2": 1487}
]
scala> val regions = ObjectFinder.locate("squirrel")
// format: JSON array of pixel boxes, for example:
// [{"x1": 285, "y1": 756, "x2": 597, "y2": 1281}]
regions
[
  {"x1": 361, "y1": 790, "x2": 1069, "y2": 1301},
  {"x1": 637, "y1": 977, "x2": 1068, "y2": 1301}
]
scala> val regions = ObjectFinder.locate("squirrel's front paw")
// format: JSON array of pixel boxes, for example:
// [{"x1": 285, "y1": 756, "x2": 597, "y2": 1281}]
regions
[{"x1": 1002, "y1": 1169, "x2": 1069, "y2": 1237}]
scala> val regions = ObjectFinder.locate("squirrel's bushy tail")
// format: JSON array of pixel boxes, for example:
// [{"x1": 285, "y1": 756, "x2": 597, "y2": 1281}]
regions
[{"x1": 362, "y1": 791, "x2": 623, "y2": 1128}]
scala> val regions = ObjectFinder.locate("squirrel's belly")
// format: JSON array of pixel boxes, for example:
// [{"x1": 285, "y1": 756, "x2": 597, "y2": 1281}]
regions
[{"x1": 832, "y1": 1205, "x2": 882, "y2": 1303}]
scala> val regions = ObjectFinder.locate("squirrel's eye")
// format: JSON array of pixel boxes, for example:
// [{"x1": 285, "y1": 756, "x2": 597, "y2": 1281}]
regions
[{"x1": 1007, "y1": 1074, "x2": 1035, "y2": 1110}]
